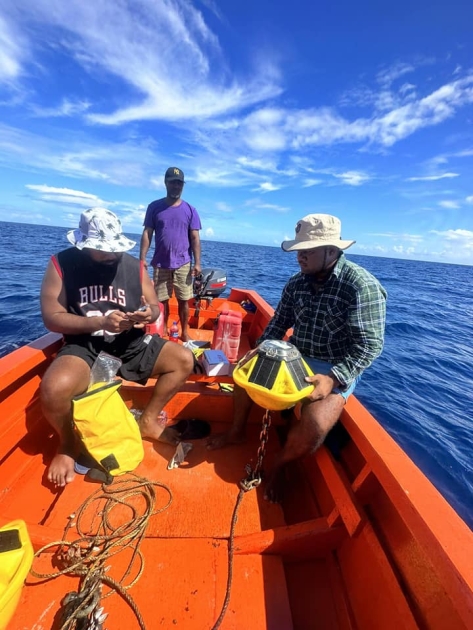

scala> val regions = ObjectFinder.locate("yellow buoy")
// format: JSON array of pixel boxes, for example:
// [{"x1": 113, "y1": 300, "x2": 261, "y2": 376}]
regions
[
  {"x1": 0, "y1": 520, "x2": 34, "y2": 630},
  {"x1": 233, "y1": 340, "x2": 314, "y2": 411}
]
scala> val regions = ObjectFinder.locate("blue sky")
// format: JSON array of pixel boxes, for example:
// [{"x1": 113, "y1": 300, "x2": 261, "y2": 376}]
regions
[{"x1": 1, "y1": 0, "x2": 473, "y2": 264}]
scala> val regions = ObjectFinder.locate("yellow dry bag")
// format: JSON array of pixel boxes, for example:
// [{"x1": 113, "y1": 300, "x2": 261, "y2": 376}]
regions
[{"x1": 72, "y1": 380, "x2": 144, "y2": 477}]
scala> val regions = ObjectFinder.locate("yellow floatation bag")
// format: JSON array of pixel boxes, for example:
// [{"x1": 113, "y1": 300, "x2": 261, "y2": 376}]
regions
[
  {"x1": 233, "y1": 340, "x2": 314, "y2": 411},
  {"x1": 0, "y1": 519, "x2": 34, "y2": 630},
  {"x1": 72, "y1": 380, "x2": 144, "y2": 477}
]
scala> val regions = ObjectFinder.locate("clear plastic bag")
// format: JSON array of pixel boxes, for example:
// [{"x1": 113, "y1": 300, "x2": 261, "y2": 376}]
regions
[{"x1": 89, "y1": 351, "x2": 122, "y2": 387}]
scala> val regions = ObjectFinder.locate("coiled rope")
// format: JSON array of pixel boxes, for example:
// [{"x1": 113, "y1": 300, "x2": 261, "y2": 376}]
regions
[{"x1": 30, "y1": 473, "x2": 172, "y2": 630}]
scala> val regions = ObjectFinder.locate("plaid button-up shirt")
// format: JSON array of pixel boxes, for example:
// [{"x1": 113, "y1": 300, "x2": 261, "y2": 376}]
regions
[{"x1": 259, "y1": 254, "x2": 387, "y2": 388}]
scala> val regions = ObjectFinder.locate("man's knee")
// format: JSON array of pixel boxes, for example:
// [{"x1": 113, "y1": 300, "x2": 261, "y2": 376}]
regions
[
  {"x1": 153, "y1": 344, "x2": 194, "y2": 378},
  {"x1": 40, "y1": 361, "x2": 89, "y2": 409}
]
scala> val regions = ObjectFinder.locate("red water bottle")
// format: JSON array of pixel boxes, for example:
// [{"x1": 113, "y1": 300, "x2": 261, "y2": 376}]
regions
[{"x1": 169, "y1": 321, "x2": 179, "y2": 342}]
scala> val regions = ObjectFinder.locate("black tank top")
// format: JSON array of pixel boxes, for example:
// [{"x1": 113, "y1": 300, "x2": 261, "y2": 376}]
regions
[{"x1": 53, "y1": 248, "x2": 145, "y2": 349}]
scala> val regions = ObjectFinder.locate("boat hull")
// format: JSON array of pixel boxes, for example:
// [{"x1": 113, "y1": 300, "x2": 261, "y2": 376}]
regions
[{"x1": 0, "y1": 288, "x2": 471, "y2": 629}]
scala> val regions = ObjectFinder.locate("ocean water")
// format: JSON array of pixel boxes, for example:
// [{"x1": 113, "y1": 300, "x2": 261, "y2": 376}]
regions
[{"x1": 0, "y1": 221, "x2": 472, "y2": 528}]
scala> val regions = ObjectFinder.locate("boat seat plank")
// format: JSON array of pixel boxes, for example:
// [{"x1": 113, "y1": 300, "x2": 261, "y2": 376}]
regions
[
  {"x1": 234, "y1": 517, "x2": 346, "y2": 560},
  {"x1": 17, "y1": 539, "x2": 294, "y2": 630}
]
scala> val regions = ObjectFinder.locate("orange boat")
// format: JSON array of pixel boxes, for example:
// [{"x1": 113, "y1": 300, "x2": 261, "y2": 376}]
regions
[{"x1": 1, "y1": 287, "x2": 472, "y2": 629}]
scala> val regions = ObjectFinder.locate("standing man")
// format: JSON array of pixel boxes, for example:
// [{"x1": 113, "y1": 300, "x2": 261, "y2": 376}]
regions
[
  {"x1": 40, "y1": 208, "x2": 195, "y2": 487},
  {"x1": 140, "y1": 167, "x2": 202, "y2": 342},
  {"x1": 207, "y1": 214, "x2": 387, "y2": 503}
]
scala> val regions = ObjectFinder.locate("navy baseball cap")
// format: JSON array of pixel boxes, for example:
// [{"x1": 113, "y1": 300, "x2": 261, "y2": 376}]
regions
[{"x1": 165, "y1": 167, "x2": 185, "y2": 182}]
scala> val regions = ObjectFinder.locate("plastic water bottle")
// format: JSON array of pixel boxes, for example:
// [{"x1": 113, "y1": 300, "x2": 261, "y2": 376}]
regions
[{"x1": 169, "y1": 321, "x2": 179, "y2": 342}]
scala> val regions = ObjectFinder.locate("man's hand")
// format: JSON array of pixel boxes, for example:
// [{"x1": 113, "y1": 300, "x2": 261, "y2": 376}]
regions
[
  {"x1": 103, "y1": 310, "x2": 134, "y2": 333},
  {"x1": 305, "y1": 373, "x2": 339, "y2": 402},
  {"x1": 141, "y1": 259, "x2": 149, "y2": 269},
  {"x1": 192, "y1": 264, "x2": 202, "y2": 277},
  {"x1": 125, "y1": 296, "x2": 152, "y2": 328}
]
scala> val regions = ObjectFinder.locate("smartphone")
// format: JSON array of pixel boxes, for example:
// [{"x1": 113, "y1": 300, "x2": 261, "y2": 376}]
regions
[{"x1": 137, "y1": 304, "x2": 148, "y2": 312}]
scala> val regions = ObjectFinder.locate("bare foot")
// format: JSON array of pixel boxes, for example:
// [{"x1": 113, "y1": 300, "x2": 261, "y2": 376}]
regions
[
  {"x1": 48, "y1": 453, "x2": 76, "y2": 487},
  {"x1": 180, "y1": 332, "x2": 190, "y2": 342},
  {"x1": 206, "y1": 431, "x2": 245, "y2": 450},
  {"x1": 139, "y1": 415, "x2": 166, "y2": 441},
  {"x1": 264, "y1": 467, "x2": 286, "y2": 503},
  {"x1": 139, "y1": 410, "x2": 178, "y2": 444}
]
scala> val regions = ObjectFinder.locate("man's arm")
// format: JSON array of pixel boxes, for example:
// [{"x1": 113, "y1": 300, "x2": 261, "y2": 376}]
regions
[
  {"x1": 140, "y1": 227, "x2": 154, "y2": 268},
  {"x1": 258, "y1": 281, "x2": 295, "y2": 343},
  {"x1": 330, "y1": 281, "x2": 387, "y2": 388},
  {"x1": 40, "y1": 259, "x2": 132, "y2": 335},
  {"x1": 189, "y1": 229, "x2": 201, "y2": 276}
]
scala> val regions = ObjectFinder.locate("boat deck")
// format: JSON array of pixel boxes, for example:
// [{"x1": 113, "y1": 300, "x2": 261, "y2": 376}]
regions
[{"x1": 4, "y1": 412, "x2": 348, "y2": 630}]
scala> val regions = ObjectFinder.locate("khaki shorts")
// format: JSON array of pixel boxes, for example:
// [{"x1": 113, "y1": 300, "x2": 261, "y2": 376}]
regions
[{"x1": 153, "y1": 262, "x2": 193, "y2": 301}]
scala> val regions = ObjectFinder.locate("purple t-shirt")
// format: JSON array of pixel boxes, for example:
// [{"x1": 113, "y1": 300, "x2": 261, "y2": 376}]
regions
[{"x1": 143, "y1": 198, "x2": 202, "y2": 269}]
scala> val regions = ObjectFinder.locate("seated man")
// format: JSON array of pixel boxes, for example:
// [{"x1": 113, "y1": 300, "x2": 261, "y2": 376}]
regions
[
  {"x1": 207, "y1": 214, "x2": 387, "y2": 502},
  {"x1": 40, "y1": 208, "x2": 194, "y2": 487}
]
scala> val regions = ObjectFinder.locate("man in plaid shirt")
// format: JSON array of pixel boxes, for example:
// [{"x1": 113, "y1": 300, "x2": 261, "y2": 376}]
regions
[{"x1": 208, "y1": 214, "x2": 387, "y2": 502}]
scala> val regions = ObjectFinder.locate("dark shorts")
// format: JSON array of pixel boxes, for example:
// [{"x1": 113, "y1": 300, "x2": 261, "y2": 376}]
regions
[
  {"x1": 56, "y1": 333, "x2": 167, "y2": 385},
  {"x1": 303, "y1": 357, "x2": 359, "y2": 401}
]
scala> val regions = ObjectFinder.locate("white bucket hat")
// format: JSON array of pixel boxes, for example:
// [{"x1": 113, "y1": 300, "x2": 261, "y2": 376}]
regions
[
  {"x1": 281, "y1": 214, "x2": 355, "y2": 252},
  {"x1": 67, "y1": 208, "x2": 136, "y2": 253}
]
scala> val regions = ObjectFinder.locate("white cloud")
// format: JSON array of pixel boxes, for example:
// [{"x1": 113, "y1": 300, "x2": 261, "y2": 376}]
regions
[
  {"x1": 430, "y1": 228, "x2": 473, "y2": 246},
  {"x1": 26, "y1": 184, "x2": 100, "y2": 200},
  {"x1": 333, "y1": 171, "x2": 370, "y2": 186},
  {"x1": 3, "y1": 0, "x2": 281, "y2": 123},
  {"x1": 0, "y1": 14, "x2": 25, "y2": 83},
  {"x1": 303, "y1": 178, "x2": 323, "y2": 187},
  {"x1": 253, "y1": 202, "x2": 289, "y2": 213},
  {"x1": 235, "y1": 74, "x2": 473, "y2": 152},
  {"x1": 406, "y1": 172, "x2": 459, "y2": 182},
  {"x1": 376, "y1": 62, "x2": 415, "y2": 87},
  {"x1": 26, "y1": 183, "x2": 108, "y2": 207},
  {"x1": 438, "y1": 200, "x2": 460, "y2": 209},
  {"x1": 31, "y1": 98, "x2": 91, "y2": 118},
  {"x1": 369, "y1": 232, "x2": 424, "y2": 244},
  {"x1": 254, "y1": 181, "x2": 281, "y2": 192},
  {"x1": 204, "y1": 227, "x2": 215, "y2": 238},
  {"x1": 0, "y1": 123, "x2": 160, "y2": 185},
  {"x1": 215, "y1": 201, "x2": 232, "y2": 212},
  {"x1": 466, "y1": 196, "x2": 473, "y2": 204}
]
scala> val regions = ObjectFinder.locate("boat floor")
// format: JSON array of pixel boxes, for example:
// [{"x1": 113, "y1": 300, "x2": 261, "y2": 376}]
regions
[{"x1": 7, "y1": 420, "x2": 348, "y2": 630}]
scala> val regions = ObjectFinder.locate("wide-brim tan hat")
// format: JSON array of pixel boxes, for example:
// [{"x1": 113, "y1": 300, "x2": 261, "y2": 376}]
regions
[
  {"x1": 67, "y1": 208, "x2": 136, "y2": 253},
  {"x1": 281, "y1": 214, "x2": 355, "y2": 252}
]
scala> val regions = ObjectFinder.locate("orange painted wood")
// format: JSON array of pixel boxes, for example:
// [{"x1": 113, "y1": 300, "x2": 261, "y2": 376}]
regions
[
  {"x1": 284, "y1": 558, "x2": 344, "y2": 630},
  {"x1": 233, "y1": 517, "x2": 345, "y2": 559},
  {"x1": 351, "y1": 463, "x2": 379, "y2": 505},
  {"x1": 17, "y1": 539, "x2": 294, "y2": 629},
  {"x1": 364, "y1": 486, "x2": 469, "y2": 629},
  {"x1": 0, "y1": 332, "x2": 61, "y2": 394},
  {"x1": 342, "y1": 395, "x2": 473, "y2": 628},
  {"x1": 325, "y1": 552, "x2": 356, "y2": 630},
  {"x1": 315, "y1": 447, "x2": 364, "y2": 536},
  {"x1": 337, "y1": 521, "x2": 419, "y2": 629}
]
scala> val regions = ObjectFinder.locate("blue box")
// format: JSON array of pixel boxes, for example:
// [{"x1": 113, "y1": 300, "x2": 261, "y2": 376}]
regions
[{"x1": 202, "y1": 350, "x2": 230, "y2": 376}]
